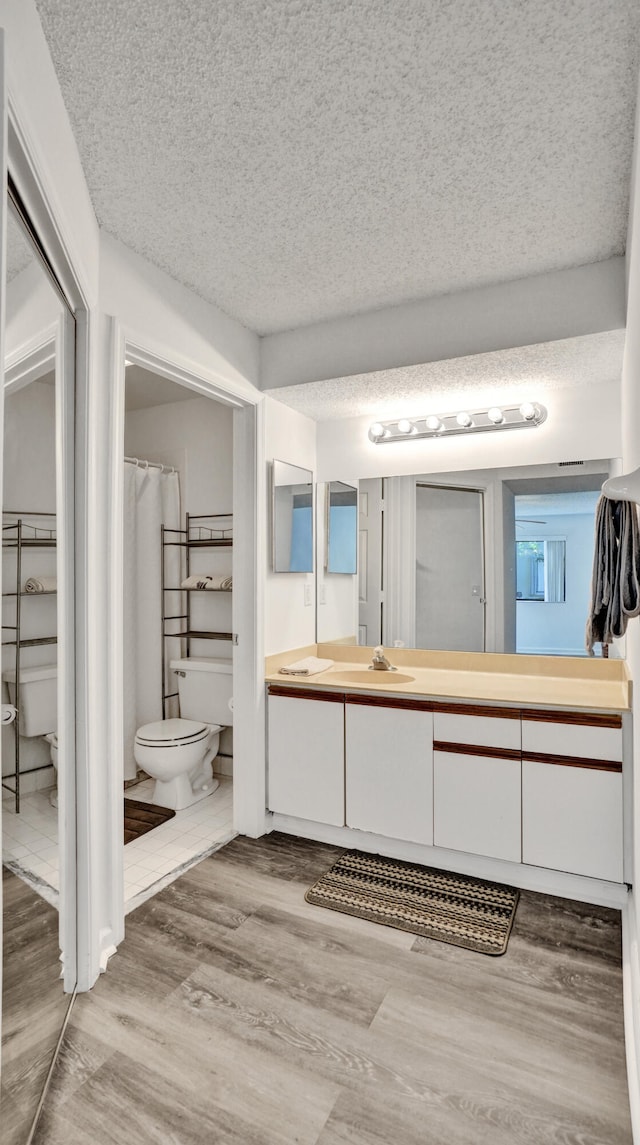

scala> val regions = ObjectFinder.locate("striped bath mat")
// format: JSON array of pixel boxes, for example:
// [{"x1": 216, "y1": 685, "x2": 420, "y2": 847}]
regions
[{"x1": 305, "y1": 850, "x2": 519, "y2": 956}]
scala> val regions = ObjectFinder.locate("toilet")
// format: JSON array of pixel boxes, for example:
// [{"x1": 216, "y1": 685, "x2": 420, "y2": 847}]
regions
[
  {"x1": 133, "y1": 657, "x2": 233, "y2": 811},
  {"x1": 2, "y1": 663, "x2": 58, "y2": 805}
]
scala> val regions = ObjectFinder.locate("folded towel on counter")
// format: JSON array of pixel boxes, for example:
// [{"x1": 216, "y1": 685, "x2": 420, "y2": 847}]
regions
[
  {"x1": 278, "y1": 657, "x2": 335, "y2": 676},
  {"x1": 181, "y1": 574, "x2": 232, "y2": 591},
  {"x1": 24, "y1": 576, "x2": 56, "y2": 593}
]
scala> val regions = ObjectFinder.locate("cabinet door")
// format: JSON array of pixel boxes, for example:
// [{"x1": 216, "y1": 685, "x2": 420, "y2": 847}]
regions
[
  {"x1": 434, "y1": 747, "x2": 521, "y2": 862},
  {"x1": 522, "y1": 759, "x2": 623, "y2": 882},
  {"x1": 345, "y1": 703, "x2": 433, "y2": 844},
  {"x1": 267, "y1": 695, "x2": 344, "y2": 825}
]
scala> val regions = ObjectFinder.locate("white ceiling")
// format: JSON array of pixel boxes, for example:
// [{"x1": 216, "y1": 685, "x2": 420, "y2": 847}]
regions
[
  {"x1": 35, "y1": 0, "x2": 639, "y2": 337},
  {"x1": 125, "y1": 365, "x2": 201, "y2": 411},
  {"x1": 515, "y1": 489, "x2": 601, "y2": 518}
]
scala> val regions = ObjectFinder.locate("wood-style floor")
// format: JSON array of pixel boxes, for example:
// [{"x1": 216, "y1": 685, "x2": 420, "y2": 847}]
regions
[
  {"x1": 33, "y1": 833, "x2": 631, "y2": 1144},
  {"x1": 2, "y1": 867, "x2": 69, "y2": 1145}
]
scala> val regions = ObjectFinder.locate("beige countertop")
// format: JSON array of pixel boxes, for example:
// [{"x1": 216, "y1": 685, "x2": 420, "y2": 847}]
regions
[{"x1": 265, "y1": 644, "x2": 630, "y2": 712}]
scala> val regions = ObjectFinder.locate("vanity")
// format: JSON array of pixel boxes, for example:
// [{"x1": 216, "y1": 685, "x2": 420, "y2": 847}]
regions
[{"x1": 265, "y1": 645, "x2": 631, "y2": 902}]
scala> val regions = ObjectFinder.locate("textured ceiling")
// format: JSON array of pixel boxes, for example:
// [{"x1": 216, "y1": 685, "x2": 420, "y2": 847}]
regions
[
  {"x1": 6, "y1": 210, "x2": 34, "y2": 283},
  {"x1": 264, "y1": 330, "x2": 624, "y2": 421},
  {"x1": 35, "y1": 0, "x2": 639, "y2": 335},
  {"x1": 515, "y1": 490, "x2": 601, "y2": 518}
]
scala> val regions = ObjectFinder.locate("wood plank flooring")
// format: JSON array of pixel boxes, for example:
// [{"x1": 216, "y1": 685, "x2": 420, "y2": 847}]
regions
[
  {"x1": 33, "y1": 833, "x2": 632, "y2": 1144},
  {"x1": 1, "y1": 867, "x2": 70, "y2": 1145}
]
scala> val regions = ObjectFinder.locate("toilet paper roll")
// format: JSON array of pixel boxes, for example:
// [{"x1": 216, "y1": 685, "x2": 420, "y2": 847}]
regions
[{"x1": 2, "y1": 705, "x2": 17, "y2": 725}]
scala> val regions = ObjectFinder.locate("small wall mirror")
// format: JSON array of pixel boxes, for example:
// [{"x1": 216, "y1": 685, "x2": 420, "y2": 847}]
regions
[
  {"x1": 326, "y1": 481, "x2": 358, "y2": 574},
  {"x1": 272, "y1": 459, "x2": 314, "y2": 573}
]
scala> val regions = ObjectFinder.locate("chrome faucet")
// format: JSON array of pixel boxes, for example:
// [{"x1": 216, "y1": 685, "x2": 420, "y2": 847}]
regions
[{"x1": 370, "y1": 645, "x2": 397, "y2": 671}]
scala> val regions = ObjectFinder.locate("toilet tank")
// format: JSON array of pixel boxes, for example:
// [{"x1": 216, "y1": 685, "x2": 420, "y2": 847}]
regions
[
  {"x1": 2, "y1": 662, "x2": 57, "y2": 736},
  {"x1": 170, "y1": 657, "x2": 233, "y2": 726}
]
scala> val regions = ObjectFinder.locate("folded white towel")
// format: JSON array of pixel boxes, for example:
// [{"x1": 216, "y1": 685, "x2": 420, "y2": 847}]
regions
[
  {"x1": 24, "y1": 576, "x2": 56, "y2": 593},
  {"x1": 278, "y1": 657, "x2": 335, "y2": 676},
  {"x1": 181, "y1": 574, "x2": 232, "y2": 591}
]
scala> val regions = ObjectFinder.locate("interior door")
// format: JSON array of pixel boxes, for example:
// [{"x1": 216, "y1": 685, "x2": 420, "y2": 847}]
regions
[{"x1": 415, "y1": 484, "x2": 485, "y2": 652}]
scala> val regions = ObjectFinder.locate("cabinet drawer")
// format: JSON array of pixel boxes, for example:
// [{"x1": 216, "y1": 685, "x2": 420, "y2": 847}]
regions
[
  {"x1": 521, "y1": 717, "x2": 622, "y2": 763},
  {"x1": 433, "y1": 710, "x2": 520, "y2": 751}
]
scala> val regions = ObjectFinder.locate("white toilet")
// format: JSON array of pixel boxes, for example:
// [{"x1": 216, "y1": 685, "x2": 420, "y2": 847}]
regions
[
  {"x1": 3, "y1": 663, "x2": 58, "y2": 805},
  {"x1": 134, "y1": 657, "x2": 233, "y2": 811}
]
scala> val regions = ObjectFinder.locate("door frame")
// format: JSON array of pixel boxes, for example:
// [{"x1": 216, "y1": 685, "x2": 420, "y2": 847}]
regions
[{"x1": 106, "y1": 320, "x2": 266, "y2": 950}]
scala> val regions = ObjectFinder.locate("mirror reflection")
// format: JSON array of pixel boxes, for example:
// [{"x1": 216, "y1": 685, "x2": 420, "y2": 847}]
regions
[
  {"x1": 272, "y1": 459, "x2": 314, "y2": 573},
  {"x1": 1, "y1": 199, "x2": 76, "y2": 1144},
  {"x1": 318, "y1": 462, "x2": 609, "y2": 657},
  {"x1": 326, "y1": 481, "x2": 357, "y2": 574}
]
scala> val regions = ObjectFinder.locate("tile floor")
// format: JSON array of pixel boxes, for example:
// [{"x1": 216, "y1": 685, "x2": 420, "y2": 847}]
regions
[{"x1": 1, "y1": 775, "x2": 235, "y2": 911}]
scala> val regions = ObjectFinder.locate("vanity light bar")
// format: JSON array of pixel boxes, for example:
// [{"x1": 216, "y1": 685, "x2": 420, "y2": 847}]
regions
[{"x1": 368, "y1": 402, "x2": 547, "y2": 444}]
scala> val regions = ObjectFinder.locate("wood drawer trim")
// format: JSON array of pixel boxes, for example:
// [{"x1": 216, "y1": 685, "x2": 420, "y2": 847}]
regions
[
  {"x1": 432, "y1": 702, "x2": 520, "y2": 720},
  {"x1": 268, "y1": 685, "x2": 345, "y2": 703},
  {"x1": 521, "y1": 708, "x2": 622, "y2": 729},
  {"x1": 434, "y1": 740, "x2": 521, "y2": 762},
  {"x1": 346, "y1": 693, "x2": 434, "y2": 713},
  {"x1": 523, "y1": 751, "x2": 622, "y2": 774}
]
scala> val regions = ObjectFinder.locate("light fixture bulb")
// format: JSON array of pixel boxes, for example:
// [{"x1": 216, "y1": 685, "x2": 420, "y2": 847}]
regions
[
  {"x1": 425, "y1": 415, "x2": 442, "y2": 431},
  {"x1": 456, "y1": 412, "x2": 472, "y2": 428},
  {"x1": 370, "y1": 422, "x2": 385, "y2": 440},
  {"x1": 487, "y1": 407, "x2": 504, "y2": 424},
  {"x1": 397, "y1": 419, "x2": 413, "y2": 435},
  {"x1": 520, "y1": 402, "x2": 536, "y2": 421}
]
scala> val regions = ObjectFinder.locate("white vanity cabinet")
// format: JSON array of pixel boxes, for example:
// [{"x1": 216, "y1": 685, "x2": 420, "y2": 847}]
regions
[
  {"x1": 432, "y1": 706, "x2": 522, "y2": 862},
  {"x1": 521, "y1": 711, "x2": 624, "y2": 882},
  {"x1": 267, "y1": 689, "x2": 345, "y2": 825},
  {"x1": 345, "y1": 697, "x2": 433, "y2": 844}
]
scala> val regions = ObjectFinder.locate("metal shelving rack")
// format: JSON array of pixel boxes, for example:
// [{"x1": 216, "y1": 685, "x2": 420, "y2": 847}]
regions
[
  {"x1": 161, "y1": 512, "x2": 233, "y2": 718},
  {"x1": 2, "y1": 513, "x2": 57, "y2": 812}
]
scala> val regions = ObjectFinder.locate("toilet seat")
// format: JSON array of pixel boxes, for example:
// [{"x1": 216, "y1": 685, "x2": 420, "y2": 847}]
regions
[{"x1": 135, "y1": 717, "x2": 220, "y2": 748}]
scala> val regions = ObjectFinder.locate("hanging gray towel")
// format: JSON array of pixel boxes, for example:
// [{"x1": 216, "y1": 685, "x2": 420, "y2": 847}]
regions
[{"x1": 585, "y1": 496, "x2": 640, "y2": 654}]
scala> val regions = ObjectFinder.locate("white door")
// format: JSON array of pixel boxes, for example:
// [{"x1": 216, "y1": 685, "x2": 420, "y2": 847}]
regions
[
  {"x1": 415, "y1": 484, "x2": 485, "y2": 651},
  {"x1": 358, "y1": 478, "x2": 383, "y2": 645},
  {"x1": 267, "y1": 693, "x2": 345, "y2": 825},
  {"x1": 434, "y1": 747, "x2": 521, "y2": 862}
]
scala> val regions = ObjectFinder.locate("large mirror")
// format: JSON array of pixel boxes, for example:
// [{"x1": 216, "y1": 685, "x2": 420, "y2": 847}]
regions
[
  {"x1": 271, "y1": 459, "x2": 314, "y2": 573},
  {"x1": 318, "y1": 459, "x2": 610, "y2": 657},
  {"x1": 316, "y1": 482, "x2": 359, "y2": 644},
  {"x1": 1, "y1": 196, "x2": 77, "y2": 1143}
]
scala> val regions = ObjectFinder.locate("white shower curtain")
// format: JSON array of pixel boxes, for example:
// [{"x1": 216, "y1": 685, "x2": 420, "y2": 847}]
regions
[{"x1": 123, "y1": 464, "x2": 181, "y2": 781}]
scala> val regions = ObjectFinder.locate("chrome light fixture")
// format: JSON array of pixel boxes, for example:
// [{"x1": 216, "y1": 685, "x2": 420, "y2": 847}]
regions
[{"x1": 368, "y1": 402, "x2": 547, "y2": 444}]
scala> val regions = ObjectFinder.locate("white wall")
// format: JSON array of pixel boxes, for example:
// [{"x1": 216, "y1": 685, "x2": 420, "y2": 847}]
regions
[
  {"x1": 516, "y1": 514, "x2": 595, "y2": 656},
  {"x1": 264, "y1": 396, "x2": 317, "y2": 655},
  {"x1": 316, "y1": 379, "x2": 621, "y2": 484}
]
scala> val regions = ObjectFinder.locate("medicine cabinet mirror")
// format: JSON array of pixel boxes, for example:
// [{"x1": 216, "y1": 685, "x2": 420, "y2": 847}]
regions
[{"x1": 271, "y1": 459, "x2": 314, "y2": 573}]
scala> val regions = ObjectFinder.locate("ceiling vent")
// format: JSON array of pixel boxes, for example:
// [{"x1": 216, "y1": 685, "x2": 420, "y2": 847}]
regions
[{"x1": 557, "y1": 460, "x2": 585, "y2": 467}]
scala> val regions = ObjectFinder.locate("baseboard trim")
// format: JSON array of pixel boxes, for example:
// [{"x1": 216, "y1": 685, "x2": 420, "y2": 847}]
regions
[
  {"x1": 623, "y1": 894, "x2": 640, "y2": 1143},
  {"x1": 270, "y1": 814, "x2": 629, "y2": 908}
]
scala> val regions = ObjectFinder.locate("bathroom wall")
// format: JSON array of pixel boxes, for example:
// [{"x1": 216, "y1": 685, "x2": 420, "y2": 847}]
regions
[
  {"x1": 316, "y1": 378, "x2": 622, "y2": 484},
  {"x1": 516, "y1": 512, "x2": 597, "y2": 656},
  {"x1": 2, "y1": 379, "x2": 57, "y2": 786},
  {"x1": 264, "y1": 396, "x2": 317, "y2": 656},
  {"x1": 125, "y1": 391, "x2": 234, "y2": 769}
]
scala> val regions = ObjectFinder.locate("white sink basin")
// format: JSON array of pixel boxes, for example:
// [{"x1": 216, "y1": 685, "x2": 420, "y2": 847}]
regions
[{"x1": 328, "y1": 670, "x2": 416, "y2": 686}]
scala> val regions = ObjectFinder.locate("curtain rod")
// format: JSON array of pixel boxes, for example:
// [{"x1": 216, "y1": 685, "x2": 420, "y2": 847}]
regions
[{"x1": 124, "y1": 456, "x2": 177, "y2": 475}]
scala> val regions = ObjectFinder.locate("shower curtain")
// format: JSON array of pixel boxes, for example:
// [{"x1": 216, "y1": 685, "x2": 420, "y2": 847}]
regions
[{"x1": 123, "y1": 464, "x2": 181, "y2": 781}]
